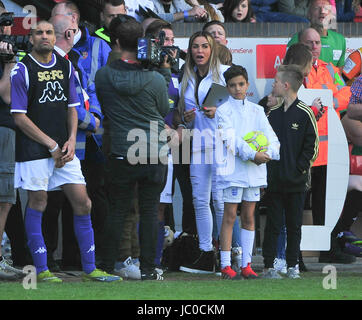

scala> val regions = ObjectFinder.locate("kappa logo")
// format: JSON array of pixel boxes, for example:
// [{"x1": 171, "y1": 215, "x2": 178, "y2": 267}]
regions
[
  {"x1": 39, "y1": 81, "x2": 67, "y2": 104},
  {"x1": 34, "y1": 247, "x2": 47, "y2": 254},
  {"x1": 291, "y1": 123, "x2": 299, "y2": 130},
  {"x1": 87, "y1": 244, "x2": 95, "y2": 253},
  {"x1": 10, "y1": 65, "x2": 20, "y2": 78}
]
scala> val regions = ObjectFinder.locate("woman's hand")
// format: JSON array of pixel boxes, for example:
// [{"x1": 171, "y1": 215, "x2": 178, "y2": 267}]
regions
[
  {"x1": 203, "y1": 106, "x2": 217, "y2": 119},
  {"x1": 183, "y1": 108, "x2": 196, "y2": 123}
]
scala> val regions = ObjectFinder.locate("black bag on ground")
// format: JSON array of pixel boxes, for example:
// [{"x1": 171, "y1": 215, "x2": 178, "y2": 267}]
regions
[{"x1": 163, "y1": 233, "x2": 199, "y2": 271}]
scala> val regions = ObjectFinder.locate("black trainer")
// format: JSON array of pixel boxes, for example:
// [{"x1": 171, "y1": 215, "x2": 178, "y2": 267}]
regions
[
  {"x1": 179, "y1": 250, "x2": 215, "y2": 274},
  {"x1": 319, "y1": 237, "x2": 356, "y2": 264},
  {"x1": 141, "y1": 271, "x2": 164, "y2": 281}
]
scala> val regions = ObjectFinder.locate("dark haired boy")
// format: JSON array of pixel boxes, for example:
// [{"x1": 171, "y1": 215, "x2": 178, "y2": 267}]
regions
[
  {"x1": 262, "y1": 64, "x2": 319, "y2": 279},
  {"x1": 215, "y1": 65, "x2": 280, "y2": 279}
]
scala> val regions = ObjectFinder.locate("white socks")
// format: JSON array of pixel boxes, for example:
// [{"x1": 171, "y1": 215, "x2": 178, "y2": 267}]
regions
[
  {"x1": 220, "y1": 251, "x2": 231, "y2": 269},
  {"x1": 241, "y1": 228, "x2": 255, "y2": 268}
]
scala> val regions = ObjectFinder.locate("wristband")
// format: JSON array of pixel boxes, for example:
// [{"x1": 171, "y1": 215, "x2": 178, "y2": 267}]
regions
[
  {"x1": 183, "y1": 10, "x2": 189, "y2": 19},
  {"x1": 49, "y1": 143, "x2": 59, "y2": 153}
]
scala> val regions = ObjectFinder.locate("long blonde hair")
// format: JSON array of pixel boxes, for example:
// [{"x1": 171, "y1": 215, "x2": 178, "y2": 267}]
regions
[{"x1": 179, "y1": 31, "x2": 221, "y2": 114}]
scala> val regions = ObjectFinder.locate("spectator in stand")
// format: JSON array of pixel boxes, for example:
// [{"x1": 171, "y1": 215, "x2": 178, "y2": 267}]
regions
[
  {"x1": 124, "y1": 0, "x2": 155, "y2": 22},
  {"x1": 249, "y1": 0, "x2": 309, "y2": 22},
  {"x1": 186, "y1": 0, "x2": 225, "y2": 22},
  {"x1": 203, "y1": 20, "x2": 228, "y2": 46},
  {"x1": 353, "y1": 0, "x2": 362, "y2": 21},
  {"x1": 151, "y1": 0, "x2": 208, "y2": 23},
  {"x1": 287, "y1": 0, "x2": 346, "y2": 69},
  {"x1": 94, "y1": 0, "x2": 127, "y2": 44},
  {"x1": 335, "y1": 0, "x2": 358, "y2": 22},
  {"x1": 278, "y1": 0, "x2": 311, "y2": 19},
  {"x1": 221, "y1": 0, "x2": 257, "y2": 22}
]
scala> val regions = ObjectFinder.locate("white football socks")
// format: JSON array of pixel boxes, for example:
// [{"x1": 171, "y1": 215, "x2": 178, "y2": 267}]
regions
[{"x1": 241, "y1": 228, "x2": 255, "y2": 268}]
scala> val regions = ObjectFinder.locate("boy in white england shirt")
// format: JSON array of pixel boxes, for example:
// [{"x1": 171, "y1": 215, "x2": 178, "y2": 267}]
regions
[{"x1": 215, "y1": 65, "x2": 280, "y2": 279}]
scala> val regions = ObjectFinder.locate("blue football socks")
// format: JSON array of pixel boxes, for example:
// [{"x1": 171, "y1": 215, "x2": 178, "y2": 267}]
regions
[
  {"x1": 24, "y1": 207, "x2": 48, "y2": 274},
  {"x1": 73, "y1": 214, "x2": 96, "y2": 274}
]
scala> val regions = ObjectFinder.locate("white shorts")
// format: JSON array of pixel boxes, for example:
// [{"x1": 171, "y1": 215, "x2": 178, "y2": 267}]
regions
[
  {"x1": 223, "y1": 186, "x2": 260, "y2": 203},
  {"x1": 160, "y1": 154, "x2": 173, "y2": 204},
  {"x1": 14, "y1": 156, "x2": 86, "y2": 191}
]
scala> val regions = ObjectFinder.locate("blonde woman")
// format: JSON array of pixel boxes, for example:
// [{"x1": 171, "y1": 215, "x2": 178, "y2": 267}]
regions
[{"x1": 178, "y1": 31, "x2": 229, "y2": 274}]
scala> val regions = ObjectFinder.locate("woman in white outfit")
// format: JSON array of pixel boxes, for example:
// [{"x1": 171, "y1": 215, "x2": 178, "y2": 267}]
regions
[{"x1": 178, "y1": 31, "x2": 229, "y2": 274}]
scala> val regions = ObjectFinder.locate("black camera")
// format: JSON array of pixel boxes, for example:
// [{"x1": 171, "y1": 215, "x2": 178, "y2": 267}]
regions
[
  {"x1": 0, "y1": 12, "x2": 32, "y2": 59},
  {"x1": 0, "y1": 34, "x2": 32, "y2": 54},
  {"x1": 0, "y1": 12, "x2": 32, "y2": 60},
  {"x1": 137, "y1": 31, "x2": 180, "y2": 73},
  {"x1": 0, "y1": 12, "x2": 14, "y2": 27}
]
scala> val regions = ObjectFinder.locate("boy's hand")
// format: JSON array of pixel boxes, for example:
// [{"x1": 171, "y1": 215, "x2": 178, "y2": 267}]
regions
[{"x1": 252, "y1": 152, "x2": 271, "y2": 165}]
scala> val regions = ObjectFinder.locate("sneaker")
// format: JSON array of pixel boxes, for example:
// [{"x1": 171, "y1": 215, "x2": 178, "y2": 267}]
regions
[
  {"x1": 241, "y1": 263, "x2": 258, "y2": 279},
  {"x1": 262, "y1": 268, "x2": 283, "y2": 279},
  {"x1": 338, "y1": 231, "x2": 362, "y2": 245},
  {"x1": 155, "y1": 267, "x2": 164, "y2": 276},
  {"x1": 231, "y1": 247, "x2": 242, "y2": 273},
  {"x1": 273, "y1": 258, "x2": 287, "y2": 274},
  {"x1": 0, "y1": 262, "x2": 18, "y2": 280},
  {"x1": 0, "y1": 256, "x2": 25, "y2": 277},
  {"x1": 343, "y1": 242, "x2": 362, "y2": 257},
  {"x1": 114, "y1": 257, "x2": 141, "y2": 280},
  {"x1": 82, "y1": 268, "x2": 122, "y2": 282},
  {"x1": 141, "y1": 271, "x2": 164, "y2": 281},
  {"x1": 180, "y1": 250, "x2": 215, "y2": 274},
  {"x1": 221, "y1": 266, "x2": 242, "y2": 280},
  {"x1": 37, "y1": 270, "x2": 62, "y2": 283},
  {"x1": 286, "y1": 266, "x2": 301, "y2": 279}
]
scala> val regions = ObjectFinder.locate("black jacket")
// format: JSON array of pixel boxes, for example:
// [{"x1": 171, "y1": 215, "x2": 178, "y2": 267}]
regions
[{"x1": 266, "y1": 98, "x2": 319, "y2": 193}]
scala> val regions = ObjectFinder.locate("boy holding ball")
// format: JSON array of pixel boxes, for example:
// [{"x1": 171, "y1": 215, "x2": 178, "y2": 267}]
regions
[{"x1": 215, "y1": 65, "x2": 280, "y2": 280}]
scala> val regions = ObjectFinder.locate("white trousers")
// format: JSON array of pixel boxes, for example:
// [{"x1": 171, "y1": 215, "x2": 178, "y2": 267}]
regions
[{"x1": 190, "y1": 150, "x2": 224, "y2": 251}]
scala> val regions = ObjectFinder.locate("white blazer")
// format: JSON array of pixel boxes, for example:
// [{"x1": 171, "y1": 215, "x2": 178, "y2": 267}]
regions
[{"x1": 181, "y1": 64, "x2": 229, "y2": 152}]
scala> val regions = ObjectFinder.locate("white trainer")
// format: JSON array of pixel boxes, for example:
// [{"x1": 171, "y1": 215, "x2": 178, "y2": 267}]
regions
[
  {"x1": 114, "y1": 257, "x2": 141, "y2": 280},
  {"x1": 0, "y1": 257, "x2": 25, "y2": 277},
  {"x1": 286, "y1": 266, "x2": 301, "y2": 279},
  {"x1": 273, "y1": 257, "x2": 287, "y2": 274},
  {"x1": 231, "y1": 247, "x2": 242, "y2": 273}
]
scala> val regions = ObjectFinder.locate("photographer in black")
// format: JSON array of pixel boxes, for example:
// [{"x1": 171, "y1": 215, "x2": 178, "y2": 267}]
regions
[
  {"x1": 95, "y1": 15, "x2": 171, "y2": 280},
  {"x1": 0, "y1": 2, "x2": 25, "y2": 279}
]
